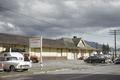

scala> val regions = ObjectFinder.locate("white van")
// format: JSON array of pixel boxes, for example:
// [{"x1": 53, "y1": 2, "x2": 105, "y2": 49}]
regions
[{"x1": 0, "y1": 52, "x2": 32, "y2": 72}]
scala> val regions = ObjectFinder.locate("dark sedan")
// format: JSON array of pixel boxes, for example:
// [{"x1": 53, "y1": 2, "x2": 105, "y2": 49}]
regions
[
  {"x1": 114, "y1": 58, "x2": 120, "y2": 64},
  {"x1": 84, "y1": 56, "x2": 105, "y2": 63}
]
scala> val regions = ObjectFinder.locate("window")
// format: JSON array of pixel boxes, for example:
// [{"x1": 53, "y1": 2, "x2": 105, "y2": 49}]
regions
[{"x1": 6, "y1": 57, "x2": 18, "y2": 61}]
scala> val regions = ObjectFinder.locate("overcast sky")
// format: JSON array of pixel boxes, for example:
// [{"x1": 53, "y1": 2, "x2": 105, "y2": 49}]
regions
[{"x1": 0, "y1": 0, "x2": 120, "y2": 47}]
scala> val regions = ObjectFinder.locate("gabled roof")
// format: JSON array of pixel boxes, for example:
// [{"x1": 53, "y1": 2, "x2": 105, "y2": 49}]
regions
[
  {"x1": 83, "y1": 41, "x2": 95, "y2": 50},
  {"x1": 59, "y1": 38, "x2": 77, "y2": 49},
  {"x1": 72, "y1": 37, "x2": 95, "y2": 50},
  {"x1": 0, "y1": 33, "x2": 96, "y2": 50},
  {"x1": 72, "y1": 38, "x2": 82, "y2": 46},
  {"x1": 42, "y1": 38, "x2": 66, "y2": 48},
  {"x1": 0, "y1": 33, "x2": 74, "y2": 49}
]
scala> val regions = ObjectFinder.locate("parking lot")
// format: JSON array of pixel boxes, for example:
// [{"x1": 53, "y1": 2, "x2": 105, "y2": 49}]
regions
[{"x1": 0, "y1": 60, "x2": 120, "y2": 78}]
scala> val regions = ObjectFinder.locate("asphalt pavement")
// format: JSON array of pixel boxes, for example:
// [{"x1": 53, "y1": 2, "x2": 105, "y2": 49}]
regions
[
  {"x1": 2, "y1": 74, "x2": 120, "y2": 80},
  {"x1": 1, "y1": 60, "x2": 120, "y2": 80}
]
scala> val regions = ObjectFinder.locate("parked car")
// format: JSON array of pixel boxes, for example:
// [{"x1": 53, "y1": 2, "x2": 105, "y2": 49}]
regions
[
  {"x1": 0, "y1": 58, "x2": 4, "y2": 71},
  {"x1": 84, "y1": 56, "x2": 105, "y2": 63},
  {"x1": 30, "y1": 56, "x2": 39, "y2": 63},
  {"x1": 0, "y1": 52, "x2": 32, "y2": 72},
  {"x1": 114, "y1": 58, "x2": 120, "y2": 64},
  {"x1": 105, "y1": 58, "x2": 113, "y2": 63}
]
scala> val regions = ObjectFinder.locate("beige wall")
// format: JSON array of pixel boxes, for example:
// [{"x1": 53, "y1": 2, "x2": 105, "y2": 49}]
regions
[
  {"x1": 30, "y1": 47, "x2": 68, "y2": 57},
  {"x1": 67, "y1": 52, "x2": 75, "y2": 60},
  {"x1": 0, "y1": 47, "x2": 6, "y2": 52},
  {"x1": 29, "y1": 47, "x2": 80, "y2": 60},
  {"x1": 0, "y1": 43, "x2": 95, "y2": 60}
]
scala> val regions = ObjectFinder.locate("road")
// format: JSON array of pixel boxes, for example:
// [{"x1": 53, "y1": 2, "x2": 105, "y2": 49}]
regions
[
  {"x1": 2, "y1": 74, "x2": 120, "y2": 80},
  {"x1": 1, "y1": 60, "x2": 120, "y2": 80}
]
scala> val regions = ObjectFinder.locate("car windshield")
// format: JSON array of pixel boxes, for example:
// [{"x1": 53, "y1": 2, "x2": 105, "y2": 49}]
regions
[
  {"x1": 6, "y1": 57, "x2": 18, "y2": 61},
  {"x1": 116, "y1": 59, "x2": 120, "y2": 61}
]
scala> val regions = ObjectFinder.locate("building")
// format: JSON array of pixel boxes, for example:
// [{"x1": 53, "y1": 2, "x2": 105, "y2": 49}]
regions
[
  {"x1": 0, "y1": 33, "x2": 28, "y2": 52},
  {"x1": 0, "y1": 33, "x2": 97, "y2": 60}
]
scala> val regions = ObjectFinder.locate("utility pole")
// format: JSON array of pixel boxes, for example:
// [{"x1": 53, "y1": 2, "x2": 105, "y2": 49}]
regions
[
  {"x1": 40, "y1": 36, "x2": 43, "y2": 70},
  {"x1": 109, "y1": 30, "x2": 120, "y2": 60},
  {"x1": 114, "y1": 30, "x2": 117, "y2": 58}
]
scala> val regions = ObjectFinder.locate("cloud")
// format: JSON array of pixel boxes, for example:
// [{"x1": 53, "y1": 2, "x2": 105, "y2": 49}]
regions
[
  {"x1": 0, "y1": 0, "x2": 19, "y2": 12},
  {"x1": 0, "y1": 0, "x2": 120, "y2": 38},
  {"x1": 0, "y1": 21, "x2": 24, "y2": 35},
  {"x1": 7, "y1": 23, "x2": 15, "y2": 28}
]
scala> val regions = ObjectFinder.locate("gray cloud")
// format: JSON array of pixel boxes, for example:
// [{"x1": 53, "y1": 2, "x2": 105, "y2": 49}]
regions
[{"x1": 0, "y1": 0, "x2": 120, "y2": 38}]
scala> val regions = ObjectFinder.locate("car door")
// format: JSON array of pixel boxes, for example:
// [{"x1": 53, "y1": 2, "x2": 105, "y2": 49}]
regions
[{"x1": 0, "y1": 57, "x2": 4, "y2": 71}]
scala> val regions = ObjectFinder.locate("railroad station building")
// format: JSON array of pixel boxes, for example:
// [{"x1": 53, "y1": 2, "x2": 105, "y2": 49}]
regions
[{"x1": 0, "y1": 33, "x2": 97, "y2": 60}]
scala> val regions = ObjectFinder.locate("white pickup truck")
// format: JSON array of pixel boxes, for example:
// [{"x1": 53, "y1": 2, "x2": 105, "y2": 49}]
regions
[{"x1": 0, "y1": 52, "x2": 32, "y2": 72}]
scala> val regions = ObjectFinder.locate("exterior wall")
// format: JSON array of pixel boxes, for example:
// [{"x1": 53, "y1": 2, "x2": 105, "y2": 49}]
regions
[
  {"x1": 77, "y1": 40, "x2": 85, "y2": 47},
  {"x1": 67, "y1": 49, "x2": 78, "y2": 60},
  {"x1": 77, "y1": 52, "x2": 82, "y2": 59},
  {"x1": 0, "y1": 47, "x2": 6, "y2": 52},
  {"x1": 0, "y1": 43, "x2": 95, "y2": 61},
  {"x1": 67, "y1": 52, "x2": 75, "y2": 60},
  {"x1": 83, "y1": 52, "x2": 89, "y2": 59},
  {"x1": 77, "y1": 49, "x2": 94, "y2": 60},
  {"x1": 27, "y1": 47, "x2": 80, "y2": 60},
  {"x1": 29, "y1": 47, "x2": 68, "y2": 60},
  {"x1": 30, "y1": 48, "x2": 67, "y2": 57},
  {"x1": 29, "y1": 48, "x2": 80, "y2": 60},
  {"x1": 0, "y1": 43, "x2": 78, "y2": 60}
]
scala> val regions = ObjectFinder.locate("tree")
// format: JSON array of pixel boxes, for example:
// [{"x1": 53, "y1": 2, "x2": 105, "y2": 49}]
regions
[{"x1": 102, "y1": 44, "x2": 110, "y2": 54}]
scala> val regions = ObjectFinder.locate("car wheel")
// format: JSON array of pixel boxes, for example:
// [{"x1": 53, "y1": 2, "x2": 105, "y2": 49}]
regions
[
  {"x1": 32, "y1": 59, "x2": 39, "y2": 63},
  {"x1": 3, "y1": 69, "x2": 9, "y2": 72},
  {"x1": 22, "y1": 69, "x2": 28, "y2": 71},
  {"x1": 9, "y1": 65, "x2": 16, "y2": 72}
]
